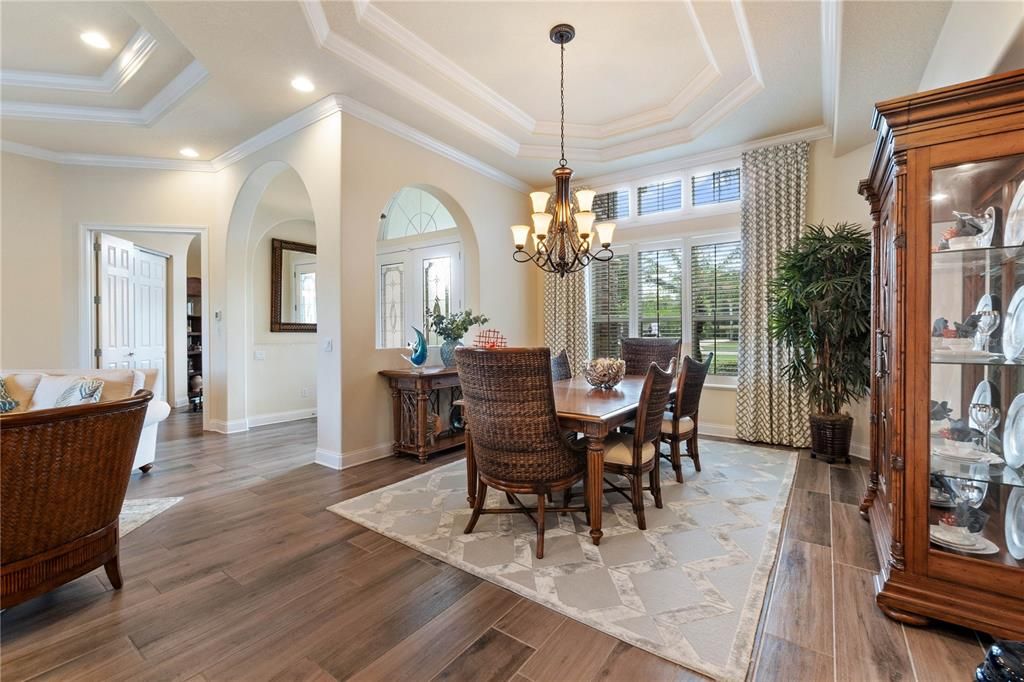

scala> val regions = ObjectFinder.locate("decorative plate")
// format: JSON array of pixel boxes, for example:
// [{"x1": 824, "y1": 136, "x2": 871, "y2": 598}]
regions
[
  {"x1": 1006, "y1": 488, "x2": 1024, "y2": 560},
  {"x1": 929, "y1": 525, "x2": 1000, "y2": 554},
  {"x1": 1003, "y1": 287, "x2": 1024, "y2": 362},
  {"x1": 1004, "y1": 182, "x2": 1024, "y2": 246},
  {"x1": 1004, "y1": 394, "x2": 1024, "y2": 469}
]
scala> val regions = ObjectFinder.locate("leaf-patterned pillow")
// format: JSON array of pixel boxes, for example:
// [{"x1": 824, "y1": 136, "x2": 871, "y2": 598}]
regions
[
  {"x1": 53, "y1": 378, "x2": 104, "y2": 407},
  {"x1": 0, "y1": 376, "x2": 18, "y2": 413}
]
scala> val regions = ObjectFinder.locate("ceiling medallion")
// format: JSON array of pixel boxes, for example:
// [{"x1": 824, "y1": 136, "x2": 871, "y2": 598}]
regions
[{"x1": 510, "y1": 24, "x2": 615, "y2": 278}]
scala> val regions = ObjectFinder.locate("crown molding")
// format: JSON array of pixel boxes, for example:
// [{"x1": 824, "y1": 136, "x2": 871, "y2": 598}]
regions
[
  {"x1": 1, "y1": 93, "x2": 530, "y2": 192},
  {"x1": 576, "y1": 124, "x2": 831, "y2": 189},
  {"x1": 820, "y1": 0, "x2": 842, "y2": 148},
  {"x1": 301, "y1": 0, "x2": 520, "y2": 157},
  {"x1": 1, "y1": 60, "x2": 208, "y2": 126},
  {"x1": 0, "y1": 28, "x2": 158, "y2": 94}
]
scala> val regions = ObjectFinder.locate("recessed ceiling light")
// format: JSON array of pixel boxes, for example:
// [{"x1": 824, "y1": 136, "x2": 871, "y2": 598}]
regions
[
  {"x1": 931, "y1": 193, "x2": 949, "y2": 201},
  {"x1": 179, "y1": 147, "x2": 199, "y2": 158},
  {"x1": 80, "y1": 31, "x2": 111, "y2": 49},
  {"x1": 291, "y1": 76, "x2": 315, "y2": 93}
]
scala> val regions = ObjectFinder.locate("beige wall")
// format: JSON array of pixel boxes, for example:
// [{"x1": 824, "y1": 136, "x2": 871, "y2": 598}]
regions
[
  {"x1": 247, "y1": 218, "x2": 317, "y2": 422},
  {"x1": 117, "y1": 231, "x2": 197, "y2": 408},
  {"x1": 339, "y1": 113, "x2": 537, "y2": 457}
]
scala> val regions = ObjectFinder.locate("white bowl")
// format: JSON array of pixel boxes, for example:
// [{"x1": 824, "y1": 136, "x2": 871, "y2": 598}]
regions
[
  {"x1": 948, "y1": 236, "x2": 977, "y2": 250},
  {"x1": 944, "y1": 338, "x2": 975, "y2": 351}
]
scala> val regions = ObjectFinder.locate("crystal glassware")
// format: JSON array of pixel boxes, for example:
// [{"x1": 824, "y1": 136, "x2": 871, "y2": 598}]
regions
[
  {"x1": 969, "y1": 402, "x2": 1001, "y2": 458},
  {"x1": 973, "y1": 310, "x2": 1000, "y2": 352}
]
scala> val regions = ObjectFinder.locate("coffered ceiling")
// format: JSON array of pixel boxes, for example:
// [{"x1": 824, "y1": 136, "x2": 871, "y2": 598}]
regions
[{"x1": 0, "y1": 1, "x2": 1017, "y2": 187}]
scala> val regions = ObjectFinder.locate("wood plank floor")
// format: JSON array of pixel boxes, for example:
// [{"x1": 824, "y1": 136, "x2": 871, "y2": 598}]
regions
[{"x1": 1, "y1": 412, "x2": 986, "y2": 681}]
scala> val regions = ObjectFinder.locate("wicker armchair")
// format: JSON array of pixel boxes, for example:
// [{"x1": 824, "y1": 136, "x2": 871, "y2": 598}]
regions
[
  {"x1": 1, "y1": 391, "x2": 152, "y2": 608},
  {"x1": 550, "y1": 349, "x2": 572, "y2": 381},
  {"x1": 597, "y1": 360, "x2": 675, "y2": 530},
  {"x1": 621, "y1": 338, "x2": 681, "y2": 376},
  {"x1": 455, "y1": 347, "x2": 587, "y2": 558},
  {"x1": 661, "y1": 354, "x2": 713, "y2": 482}
]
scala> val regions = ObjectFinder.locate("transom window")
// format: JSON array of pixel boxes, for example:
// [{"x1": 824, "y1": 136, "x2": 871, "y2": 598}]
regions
[{"x1": 376, "y1": 187, "x2": 464, "y2": 349}]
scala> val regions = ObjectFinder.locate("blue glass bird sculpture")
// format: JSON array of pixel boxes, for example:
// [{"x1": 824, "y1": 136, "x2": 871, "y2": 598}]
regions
[{"x1": 405, "y1": 327, "x2": 428, "y2": 367}]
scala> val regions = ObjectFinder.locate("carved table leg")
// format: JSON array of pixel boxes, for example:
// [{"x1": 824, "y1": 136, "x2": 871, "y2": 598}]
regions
[
  {"x1": 586, "y1": 435, "x2": 605, "y2": 546},
  {"x1": 416, "y1": 383, "x2": 428, "y2": 464},
  {"x1": 465, "y1": 421, "x2": 477, "y2": 506},
  {"x1": 391, "y1": 386, "x2": 402, "y2": 456}
]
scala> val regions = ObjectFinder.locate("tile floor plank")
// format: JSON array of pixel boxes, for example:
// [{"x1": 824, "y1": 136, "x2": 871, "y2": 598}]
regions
[
  {"x1": 904, "y1": 622, "x2": 984, "y2": 682},
  {"x1": 763, "y1": 539, "x2": 834, "y2": 656},
  {"x1": 432, "y1": 628, "x2": 535, "y2": 682},
  {"x1": 494, "y1": 600, "x2": 568, "y2": 650},
  {"x1": 834, "y1": 563, "x2": 915, "y2": 682},
  {"x1": 516, "y1": 618, "x2": 619, "y2": 682},
  {"x1": 830, "y1": 501, "x2": 879, "y2": 571},
  {"x1": 752, "y1": 633, "x2": 833, "y2": 682}
]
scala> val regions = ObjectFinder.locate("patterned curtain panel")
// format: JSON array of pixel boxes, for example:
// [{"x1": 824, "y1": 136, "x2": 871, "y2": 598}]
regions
[
  {"x1": 736, "y1": 141, "x2": 811, "y2": 447},
  {"x1": 544, "y1": 271, "x2": 588, "y2": 376}
]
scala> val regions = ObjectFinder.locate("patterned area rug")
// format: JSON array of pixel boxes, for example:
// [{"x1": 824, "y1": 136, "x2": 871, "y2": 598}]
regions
[
  {"x1": 328, "y1": 440, "x2": 796, "y2": 681},
  {"x1": 120, "y1": 497, "x2": 182, "y2": 536}
]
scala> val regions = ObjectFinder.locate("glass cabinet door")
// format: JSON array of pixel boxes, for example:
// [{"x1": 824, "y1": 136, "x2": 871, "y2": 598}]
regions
[{"x1": 929, "y1": 154, "x2": 1024, "y2": 572}]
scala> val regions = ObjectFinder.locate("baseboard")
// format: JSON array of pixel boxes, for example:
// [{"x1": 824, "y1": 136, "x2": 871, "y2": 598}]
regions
[
  {"x1": 174, "y1": 398, "x2": 190, "y2": 409},
  {"x1": 207, "y1": 418, "x2": 248, "y2": 434},
  {"x1": 315, "y1": 448, "x2": 342, "y2": 470},
  {"x1": 314, "y1": 441, "x2": 393, "y2": 470},
  {"x1": 850, "y1": 441, "x2": 870, "y2": 460},
  {"x1": 247, "y1": 408, "x2": 317, "y2": 428},
  {"x1": 700, "y1": 422, "x2": 737, "y2": 439}
]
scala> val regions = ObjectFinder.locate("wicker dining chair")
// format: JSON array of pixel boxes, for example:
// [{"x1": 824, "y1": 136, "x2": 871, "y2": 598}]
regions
[
  {"x1": 598, "y1": 360, "x2": 675, "y2": 530},
  {"x1": 455, "y1": 347, "x2": 588, "y2": 558},
  {"x1": 661, "y1": 353, "x2": 714, "y2": 482},
  {"x1": 550, "y1": 349, "x2": 572, "y2": 381},
  {"x1": 621, "y1": 338, "x2": 681, "y2": 376},
  {"x1": 1, "y1": 391, "x2": 153, "y2": 608}
]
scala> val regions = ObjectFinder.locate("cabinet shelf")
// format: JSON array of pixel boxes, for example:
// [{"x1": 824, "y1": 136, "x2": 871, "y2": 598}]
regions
[
  {"x1": 931, "y1": 455, "x2": 1024, "y2": 488},
  {"x1": 931, "y1": 352, "x2": 1024, "y2": 366}
]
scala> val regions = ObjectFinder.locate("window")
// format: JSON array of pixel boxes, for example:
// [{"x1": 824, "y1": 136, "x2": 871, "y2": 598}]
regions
[
  {"x1": 376, "y1": 187, "x2": 463, "y2": 349},
  {"x1": 589, "y1": 253, "x2": 630, "y2": 358},
  {"x1": 690, "y1": 240, "x2": 741, "y2": 375},
  {"x1": 587, "y1": 234, "x2": 741, "y2": 378},
  {"x1": 637, "y1": 179, "x2": 682, "y2": 216},
  {"x1": 692, "y1": 168, "x2": 740, "y2": 206},
  {"x1": 592, "y1": 189, "x2": 629, "y2": 221}
]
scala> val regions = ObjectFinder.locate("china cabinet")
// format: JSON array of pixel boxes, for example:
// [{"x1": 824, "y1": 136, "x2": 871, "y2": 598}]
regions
[{"x1": 860, "y1": 69, "x2": 1024, "y2": 638}]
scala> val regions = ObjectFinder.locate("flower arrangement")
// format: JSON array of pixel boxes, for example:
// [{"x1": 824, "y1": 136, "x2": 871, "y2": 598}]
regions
[
  {"x1": 428, "y1": 309, "x2": 489, "y2": 343},
  {"x1": 585, "y1": 358, "x2": 626, "y2": 389}
]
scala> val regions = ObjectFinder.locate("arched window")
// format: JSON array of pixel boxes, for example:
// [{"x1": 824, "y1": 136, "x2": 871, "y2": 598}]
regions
[{"x1": 376, "y1": 187, "x2": 463, "y2": 349}]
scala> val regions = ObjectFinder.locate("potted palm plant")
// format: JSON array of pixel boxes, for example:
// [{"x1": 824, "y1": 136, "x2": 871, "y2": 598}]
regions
[{"x1": 768, "y1": 222, "x2": 872, "y2": 463}]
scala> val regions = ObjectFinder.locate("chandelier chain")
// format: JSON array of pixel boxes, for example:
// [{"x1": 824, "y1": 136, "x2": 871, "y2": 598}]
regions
[{"x1": 559, "y1": 42, "x2": 566, "y2": 167}]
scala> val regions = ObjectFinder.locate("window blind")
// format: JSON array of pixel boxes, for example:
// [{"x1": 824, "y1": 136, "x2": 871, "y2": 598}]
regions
[
  {"x1": 589, "y1": 253, "x2": 630, "y2": 359},
  {"x1": 637, "y1": 248, "x2": 683, "y2": 339},
  {"x1": 690, "y1": 241, "x2": 741, "y2": 375},
  {"x1": 691, "y1": 168, "x2": 741, "y2": 206},
  {"x1": 592, "y1": 189, "x2": 629, "y2": 221},
  {"x1": 637, "y1": 180, "x2": 683, "y2": 216}
]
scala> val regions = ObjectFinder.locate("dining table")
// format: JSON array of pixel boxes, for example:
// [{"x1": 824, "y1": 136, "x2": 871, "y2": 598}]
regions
[{"x1": 464, "y1": 374, "x2": 676, "y2": 547}]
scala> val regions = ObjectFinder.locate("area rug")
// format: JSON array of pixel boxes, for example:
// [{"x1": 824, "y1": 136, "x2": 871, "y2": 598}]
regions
[
  {"x1": 328, "y1": 440, "x2": 796, "y2": 681},
  {"x1": 120, "y1": 497, "x2": 182, "y2": 536}
]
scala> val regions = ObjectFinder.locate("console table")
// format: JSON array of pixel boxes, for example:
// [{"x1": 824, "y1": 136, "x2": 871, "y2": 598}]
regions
[{"x1": 378, "y1": 367, "x2": 464, "y2": 463}]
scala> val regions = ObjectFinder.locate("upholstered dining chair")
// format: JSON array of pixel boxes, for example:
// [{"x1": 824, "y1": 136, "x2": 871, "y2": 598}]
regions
[
  {"x1": 550, "y1": 349, "x2": 572, "y2": 381},
  {"x1": 455, "y1": 347, "x2": 588, "y2": 559},
  {"x1": 598, "y1": 360, "x2": 675, "y2": 530},
  {"x1": 1, "y1": 391, "x2": 153, "y2": 608},
  {"x1": 621, "y1": 338, "x2": 681, "y2": 376},
  {"x1": 661, "y1": 353, "x2": 714, "y2": 482}
]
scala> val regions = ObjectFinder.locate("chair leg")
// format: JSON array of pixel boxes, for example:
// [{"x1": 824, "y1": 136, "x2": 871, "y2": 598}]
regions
[
  {"x1": 104, "y1": 555, "x2": 123, "y2": 589},
  {"x1": 546, "y1": 491, "x2": 554, "y2": 503},
  {"x1": 670, "y1": 438, "x2": 683, "y2": 483},
  {"x1": 535, "y1": 492, "x2": 546, "y2": 559},
  {"x1": 465, "y1": 480, "x2": 488, "y2": 534},
  {"x1": 631, "y1": 474, "x2": 647, "y2": 530},
  {"x1": 690, "y1": 433, "x2": 702, "y2": 472},
  {"x1": 563, "y1": 487, "x2": 572, "y2": 509},
  {"x1": 649, "y1": 462, "x2": 663, "y2": 509}
]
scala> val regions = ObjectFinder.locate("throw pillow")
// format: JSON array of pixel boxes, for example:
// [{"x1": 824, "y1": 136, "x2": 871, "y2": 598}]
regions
[
  {"x1": 0, "y1": 376, "x2": 18, "y2": 413},
  {"x1": 29, "y1": 376, "x2": 105, "y2": 410}
]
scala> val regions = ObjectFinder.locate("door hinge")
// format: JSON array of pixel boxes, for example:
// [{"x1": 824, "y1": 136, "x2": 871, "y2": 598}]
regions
[
  {"x1": 94, "y1": 348, "x2": 102, "y2": 358},
  {"x1": 93, "y1": 295, "x2": 101, "y2": 305},
  {"x1": 93, "y1": 241, "x2": 101, "y2": 252}
]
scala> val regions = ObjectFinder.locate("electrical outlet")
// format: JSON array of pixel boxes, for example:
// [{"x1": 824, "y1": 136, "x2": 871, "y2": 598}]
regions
[
  {"x1": 300, "y1": 387, "x2": 310, "y2": 398},
  {"x1": 254, "y1": 350, "x2": 266, "y2": 361}
]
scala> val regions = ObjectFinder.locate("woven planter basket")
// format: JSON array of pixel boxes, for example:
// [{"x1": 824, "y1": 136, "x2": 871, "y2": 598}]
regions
[{"x1": 809, "y1": 413, "x2": 853, "y2": 464}]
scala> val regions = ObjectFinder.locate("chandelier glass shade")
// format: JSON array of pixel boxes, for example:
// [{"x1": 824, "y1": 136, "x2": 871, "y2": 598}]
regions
[{"x1": 511, "y1": 24, "x2": 615, "y2": 278}]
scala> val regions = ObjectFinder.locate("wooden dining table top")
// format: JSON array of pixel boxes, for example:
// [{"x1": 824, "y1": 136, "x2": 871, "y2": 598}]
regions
[{"x1": 551, "y1": 375, "x2": 675, "y2": 424}]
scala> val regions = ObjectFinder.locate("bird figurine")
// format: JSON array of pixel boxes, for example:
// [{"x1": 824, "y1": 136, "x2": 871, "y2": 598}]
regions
[{"x1": 405, "y1": 327, "x2": 428, "y2": 367}]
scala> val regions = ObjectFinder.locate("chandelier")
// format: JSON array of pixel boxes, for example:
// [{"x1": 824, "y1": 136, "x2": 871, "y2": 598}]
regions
[{"x1": 511, "y1": 24, "x2": 615, "y2": 278}]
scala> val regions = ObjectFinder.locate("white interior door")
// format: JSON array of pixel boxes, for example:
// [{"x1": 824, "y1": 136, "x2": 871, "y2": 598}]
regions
[
  {"x1": 97, "y1": 233, "x2": 134, "y2": 370},
  {"x1": 95, "y1": 234, "x2": 169, "y2": 399},
  {"x1": 133, "y1": 248, "x2": 168, "y2": 398}
]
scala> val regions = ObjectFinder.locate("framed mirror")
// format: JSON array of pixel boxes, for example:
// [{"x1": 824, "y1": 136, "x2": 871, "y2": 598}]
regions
[{"x1": 271, "y1": 238, "x2": 317, "y2": 332}]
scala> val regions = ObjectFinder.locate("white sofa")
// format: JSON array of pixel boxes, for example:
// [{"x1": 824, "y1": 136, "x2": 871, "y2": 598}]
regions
[{"x1": 1, "y1": 368, "x2": 171, "y2": 472}]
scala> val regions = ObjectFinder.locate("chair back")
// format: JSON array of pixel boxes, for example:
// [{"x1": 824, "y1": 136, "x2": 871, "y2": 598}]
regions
[
  {"x1": 633, "y1": 360, "x2": 676, "y2": 456},
  {"x1": 621, "y1": 338, "x2": 681, "y2": 375},
  {"x1": 550, "y1": 349, "x2": 572, "y2": 381},
  {"x1": 455, "y1": 347, "x2": 581, "y2": 485},
  {"x1": 673, "y1": 353, "x2": 714, "y2": 419},
  {"x1": 0, "y1": 391, "x2": 152, "y2": 565}
]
